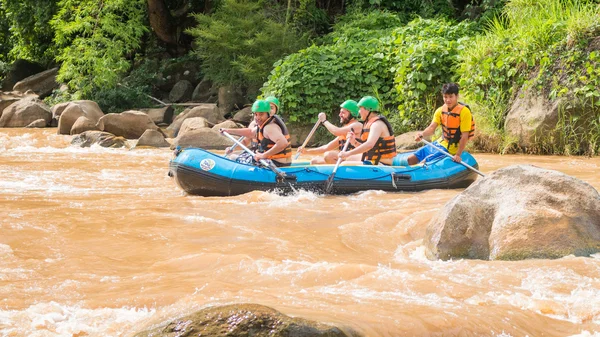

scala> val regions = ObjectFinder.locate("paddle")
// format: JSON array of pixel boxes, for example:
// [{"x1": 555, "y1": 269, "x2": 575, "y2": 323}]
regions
[
  {"x1": 420, "y1": 138, "x2": 486, "y2": 177},
  {"x1": 324, "y1": 137, "x2": 351, "y2": 194},
  {"x1": 220, "y1": 130, "x2": 293, "y2": 181},
  {"x1": 293, "y1": 118, "x2": 322, "y2": 160},
  {"x1": 224, "y1": 136, "x2": 245, "y2": 158}
]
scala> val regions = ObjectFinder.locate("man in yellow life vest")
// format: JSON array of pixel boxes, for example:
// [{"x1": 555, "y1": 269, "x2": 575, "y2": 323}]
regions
[
  {"x1": 338, "y1": 96, "x2": 397, "y2": 165},
  {"x1": 251, "y1": 99, "x2": 292, "y2": 167},
  {"x1": 404, "y1": 83, "x2": 475, "y2": 165},
  {"x1": 222, "y1": 96, "x2": 280, "y2": 163},
  {"x1": 298, "y1": 100, "x2": 363, "y2": 164}
]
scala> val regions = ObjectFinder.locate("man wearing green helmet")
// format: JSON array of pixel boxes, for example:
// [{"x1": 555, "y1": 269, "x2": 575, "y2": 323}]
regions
[
  {"x1": 264, "y1": 96, "x2": 280, "y2": 115},
  {"x1": 298, "y1": 100, "x2": 363, "y2": 164},
  {"x1": 222, "y1": 95, "x2": 283, "y2": 163},
  {"x1": 339, "y1": 96, "x2": 397, "y2": 165}
]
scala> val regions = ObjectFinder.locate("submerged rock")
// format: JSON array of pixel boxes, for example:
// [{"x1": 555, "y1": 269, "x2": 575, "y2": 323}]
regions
[
  {"x1": 71, "y1": 131, "x2": 129, "y2": 148},
  {"x1": 135, "y1": 303, "x2": 354, "y2": 337},
  {"x1": 425, "y1": 165, "x2": 600, "y2": 260}
]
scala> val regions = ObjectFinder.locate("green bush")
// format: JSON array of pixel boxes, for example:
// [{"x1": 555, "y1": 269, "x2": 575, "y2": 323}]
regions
[
  {"x1": 187, "y1": 0, "x2": 308, "y2": 89},
  {"x1": 262, "y1": 11, "x2": 400, "y2": 124},
  {"x1": 346, "y1": 0, "x2": 455, "y2": 20},
  {"x1": 0, "y1": 0, "x2": 57, "y2": 65},
  {"x1": 51, "y1": 0, "x2": 148, "y2": 99},
  {"x1": 391, "y1": 18, "x2": 475, "y2": 133},
  {"x1": 459, "y1": 0, "x2": 600, "y2": 154}
]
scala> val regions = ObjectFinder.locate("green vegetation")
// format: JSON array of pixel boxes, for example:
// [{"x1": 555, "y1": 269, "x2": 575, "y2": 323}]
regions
[
  {"x1": 51, "y1": 0, "x2": 148, "y2": 100},
  {"x1": 262, "y1": 14, "x2": 473, "y2": 132},
  {"x1": 459, "y1": 0, "x2": 600, "y2": 155},
  {"x1": 262, "y1": 11, "x2": 399, "y2": 123},
  {"x1": 0, "y1": 0, "x2": 598, "y2": 155},
  {"x1": 187, "y1": 0, "x2": 308, "y2": 90}
]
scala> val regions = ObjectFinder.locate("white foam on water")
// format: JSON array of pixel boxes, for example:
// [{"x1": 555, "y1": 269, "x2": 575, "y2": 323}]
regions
[
  {"x1": 317, "y1": 282, "x2": 456, "y2": 308},
  {"x1": 568, "y1": 331, "x2": 600, "y2": 337},
  {"x1": 0, "y1": 301, "x2": 154, "y2": 337},
  {"x1": 0, "y1": 244, "x2": 13, "y2": 256},
  {"x1": 254, "y1": 259, "x2": 335, "y2": 277},
  {"x1": 182, "y1": 215, "x2": 225, "y2": 224}
]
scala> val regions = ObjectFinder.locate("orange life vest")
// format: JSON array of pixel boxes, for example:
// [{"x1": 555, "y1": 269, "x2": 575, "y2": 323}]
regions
[
  {"x1": 359, "y1": 115, "x2": 396, "y2": 165},
  {"x1": 441, "y1": 103, "x2": 475, "y2": 146},
  {"x1": 337, "y1": 118, "x2": 359, "y2": 151},
  {"x1": 257, "y1": 115, "x2": 292, "y2": 160}
]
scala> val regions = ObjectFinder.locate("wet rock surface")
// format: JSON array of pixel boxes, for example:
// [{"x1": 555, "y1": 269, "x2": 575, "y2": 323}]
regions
[
  {"x1": 425, "y1": 165, "x2": 600, "y2": 260},
  {"x1": 135, "y1": 304, "x2": 354, "y2": 337}
]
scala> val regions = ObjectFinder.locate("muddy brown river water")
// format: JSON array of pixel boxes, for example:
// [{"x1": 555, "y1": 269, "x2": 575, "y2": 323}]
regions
[{"x1": 1, "y1": 128, "x2": 599, "y2": 336}]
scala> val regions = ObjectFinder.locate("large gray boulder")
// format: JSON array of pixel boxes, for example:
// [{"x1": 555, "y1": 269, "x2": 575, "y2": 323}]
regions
[
  {"x1": 212, "y1": 120, "x2": 240, "y2": 131},
  {"x1": 0, "y1": 97, "x2": 51, "y2": 127},
  {"x1": 167, "y1": 104, "x2": 221, "y2": 136},
  {"x1": 13, "y1": 67, "x2": 59, "y2": 98},
  {"x1": 56, "y1": 101, "x2": 104, "y2": 135},
  {"x1": 218, "y1": 85, "x2": 246, "y2": 114},
  {"x1": 394, "y1": 131, "x2": 430, "y2": 151},
  {"x1": 191, "y1": 78, "x2": 214, "y2": 102},
  {"x1": 1, "y1": 59, "x2": 44, "y2": 91},
  {"x1": 232, "y1": 106, "x2": 253, "y2": 125},
  {"x1": 168, "y1": 80, "x2": 193, "y2": 103},
  {"x1": 425, "y1": 165, "x2": 600, "y2": 261},
  {"x1": 173, "y1": 128, "x2": 234, "y2": 150},
  {"x1": 97, "y1": 110, "x2": 159, "y2": 139},
  {"x1": 178, "y1": 117, "x2": 212, "y2": 137},
  {"x1": 134, "y1": 304, "x2": 351, "y2": 337},
  {"x1": 70, "y1": 116, "x2": 98, "y2": 135},
  {"x1": 0, "y1": 90, "x2": 39, "y2": 118},
  {"x1": 504, "y1": 89, "x2": 560, "y2": 150},
  {"x1": 139, "y1": 106, "x2": 173, "y2": 125},
  {"x1": 135, "y1": 129, "x2": 170, "y2": 148}
]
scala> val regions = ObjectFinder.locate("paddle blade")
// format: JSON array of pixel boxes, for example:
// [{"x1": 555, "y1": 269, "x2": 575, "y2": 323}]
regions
[{"x1": 324, "y1": 174, "x2": 335, "y2": 194}]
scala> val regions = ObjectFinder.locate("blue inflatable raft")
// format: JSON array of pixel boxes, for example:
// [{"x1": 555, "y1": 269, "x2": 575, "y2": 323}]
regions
[{"x1": 169, "y1": 148, "x2": 480, "y2": 196}]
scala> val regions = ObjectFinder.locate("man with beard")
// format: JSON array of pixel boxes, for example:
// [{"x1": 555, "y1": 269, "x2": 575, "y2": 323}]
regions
[
  {"x1": 338, "y1": 96, "x2": 397, "y2": 165},
  {"x1": 297, "y1": 100, "x2": 363, "y2": 164}
]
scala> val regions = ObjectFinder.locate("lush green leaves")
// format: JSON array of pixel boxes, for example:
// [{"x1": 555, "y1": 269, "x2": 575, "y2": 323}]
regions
[
  {"x1": 51, "y1": 0, "x2": 148, "y2": 99},
  {"x1": 262, "y1": 12, "x2": 399, "y2": 123},
  {"x1": 187, "y1": 0, "x2": 308, "y2": 89},
  {"x1": 0, "y1": 0, "x2": 57, "y2": 65},
  {"x1": 391, "y1": 18, "x2": 475, "y2": 133}
]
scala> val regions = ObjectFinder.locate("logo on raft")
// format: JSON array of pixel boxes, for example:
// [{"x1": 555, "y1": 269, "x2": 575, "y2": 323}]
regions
[{"x1": 199, "y1": 159, "x2": 216, "y2": 171}]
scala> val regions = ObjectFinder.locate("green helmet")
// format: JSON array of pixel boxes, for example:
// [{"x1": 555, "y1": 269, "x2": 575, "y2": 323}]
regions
[
  {"x1": 265, "y1": 96, "x2": 280, "y2": 110},
  {"x1": 251, "y1": 100, "x2": 271, "y2": 113},
  {"x1": 358, "y1": 96, "x2": 380, "y2": 112},
  {"x1": 340, "y1": 100, "x2": 359, "y2": 118}
]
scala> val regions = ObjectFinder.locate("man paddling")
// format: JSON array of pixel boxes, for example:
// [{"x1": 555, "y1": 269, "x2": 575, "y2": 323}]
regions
[
  {"x1": 298, "y1": 100, "x2": 363, "y2": 164},
  {"x1": 401, "y1": 83, "x2": 475, "y2": 165},
  {"x1": 252, "y1": 99, "x2": 292, "y2": 167},
  {"x1": 222, "y1": 96, "x2": 281, "y2": 163},
  {"x1": 338, "y1": 96, "x2": 397, "y2": 165}
]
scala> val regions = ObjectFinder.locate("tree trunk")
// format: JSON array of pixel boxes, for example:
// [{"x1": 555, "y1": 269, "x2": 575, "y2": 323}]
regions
[{"x1": 147, "y1": 0, "x2": 177, "y2": 45}]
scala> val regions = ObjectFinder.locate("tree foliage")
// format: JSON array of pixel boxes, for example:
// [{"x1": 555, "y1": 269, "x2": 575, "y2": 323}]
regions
[
  {"x1": 0, "y1": 0, "x2": 57, "y2": 65},
  {"x1": 50, "y1": 0, "x2": 148, "y2": 99},
  {"x1": 187, "y1": 0, "x2": 309, "y2": 89},
  {"x1": 262, "y1": 10, "x2": 399, "y2": 123},
  {"x1": 262, "y1": 13, "x2": 474, "y2": 133},
  {"x1": 392, "y1": 18, "x2": 475, "y2": 133}
]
